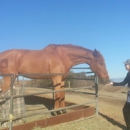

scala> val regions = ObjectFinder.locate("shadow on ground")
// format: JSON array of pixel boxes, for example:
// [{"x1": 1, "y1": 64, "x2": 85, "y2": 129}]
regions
[
  {"x1": 99, "y1": 112, "x2": 126, "y2": 129},
  {"x1": 25, "y1": 95, "x2": 54, "y2": 110},
  {"x1": 24, "y1": 95, "x2": 76, "y2": 116}
]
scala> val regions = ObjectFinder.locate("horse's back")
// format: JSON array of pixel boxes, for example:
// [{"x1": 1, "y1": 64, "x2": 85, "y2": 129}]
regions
[
  {"x1": 0, "y1": 45, "x2": 71, "y2": 76},
  {"x1": 0, "y1": 49, "x2": 30, "y2": 74},
  {"x1": 0, "y1": 47, "x2": 64, "y2": 75}
]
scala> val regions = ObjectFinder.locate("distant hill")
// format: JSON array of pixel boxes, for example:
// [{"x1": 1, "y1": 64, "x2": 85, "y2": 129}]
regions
[{"x1": 110, "y1": 78, "x2": 124, "y2": 82}]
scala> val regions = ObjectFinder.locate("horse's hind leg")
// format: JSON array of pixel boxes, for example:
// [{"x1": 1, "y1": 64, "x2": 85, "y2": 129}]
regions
[
  {"x1": 1, "y1": 76, "x2": 11, "y2": 91},
  {"x1": 1, "y1": 76, "x2": 16, "y2": 92}
]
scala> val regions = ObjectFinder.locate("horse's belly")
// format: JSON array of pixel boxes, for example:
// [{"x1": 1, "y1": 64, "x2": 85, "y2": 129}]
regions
[{"x1": 18, "y1": 62, "x2": 49, "y2": 74}]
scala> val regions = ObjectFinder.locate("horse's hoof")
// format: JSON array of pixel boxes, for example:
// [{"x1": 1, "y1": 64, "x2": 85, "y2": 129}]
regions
[
  {"x1": 51, "y1": 110, "x2": 62, "y2": 116},
  {"x1": 56, "y1": 110, "x2": 62, "y2": 115},
  {"x1": 62, "y1": 109, "x2": 67, "y2": 114},
  {"x1": 51, "y1": 111, "x2": 57, "y2": 116}
]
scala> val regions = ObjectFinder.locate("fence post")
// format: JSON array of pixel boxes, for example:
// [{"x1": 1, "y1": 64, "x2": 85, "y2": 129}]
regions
[
  {"x1": 9, "y1": 75, "x2": 14, "y2": 130},
  {"x1": 95, "y1": 74, "x2": 98, "y2": 116}
]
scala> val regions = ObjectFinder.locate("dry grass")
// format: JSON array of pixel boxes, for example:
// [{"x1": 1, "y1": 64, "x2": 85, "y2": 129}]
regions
[
  {"x1": 32, "y1": 86, "x2": 127, "y2": 130},
  {"x1": 0, "y1": 85, "x2": 128, "y2": 130},
  {"x1": 32, "y1": 116, "x2": 125, "y2": 130}
]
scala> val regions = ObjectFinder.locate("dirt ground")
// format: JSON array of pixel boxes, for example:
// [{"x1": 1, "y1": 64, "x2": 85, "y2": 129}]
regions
[{"x1": 25, "y1": 85, "x2": 128, "y2": 130}]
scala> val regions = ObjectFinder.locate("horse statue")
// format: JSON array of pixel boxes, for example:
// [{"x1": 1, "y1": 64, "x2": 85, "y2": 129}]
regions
[{"x1": 0, "y1": 44, "x2": 109, "y2": 113}]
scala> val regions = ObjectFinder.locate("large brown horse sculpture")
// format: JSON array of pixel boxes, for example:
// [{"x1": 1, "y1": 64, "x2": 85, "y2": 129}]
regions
[{"x1": 0, "y1": 44, "x2": 109, "y2": 113}]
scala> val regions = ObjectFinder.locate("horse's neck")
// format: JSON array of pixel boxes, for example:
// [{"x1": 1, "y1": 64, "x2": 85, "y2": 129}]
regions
[{"x1": 60, "y1": 46, "x2": 94, "y2": 67}]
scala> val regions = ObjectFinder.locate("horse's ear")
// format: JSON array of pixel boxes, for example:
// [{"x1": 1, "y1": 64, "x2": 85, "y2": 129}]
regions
[{"x1": 93, "y1": 49, "x2": 99, "y2": 57}]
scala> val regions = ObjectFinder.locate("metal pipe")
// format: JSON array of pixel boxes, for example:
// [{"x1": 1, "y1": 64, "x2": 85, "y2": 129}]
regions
[
  {"x1": 66, "y1": 77, "x2": 94, "y2": 80},
  {"x1": 0, "y1": 86, "x2": 94, "y2": 99},
  {"x1": 13, "y1": 86, "x2": 95, "y2": 98},
  {"x1": 9, "y1": 76, "x2": 14, "y2": 130},
  {"x1": 71, "y1": 67, "x2": 91, "y2": 69},
  {"x1": 95, "y1": 74, "x2": 98, "y2": 116}
]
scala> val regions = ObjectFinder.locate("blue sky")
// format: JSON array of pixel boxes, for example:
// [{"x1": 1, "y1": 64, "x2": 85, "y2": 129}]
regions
[{"x1": 0, "y1": 0, "x2": 130, "y2": 79}]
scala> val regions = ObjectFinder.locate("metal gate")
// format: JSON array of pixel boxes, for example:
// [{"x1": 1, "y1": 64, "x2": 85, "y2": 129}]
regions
[{"x1": 0, "y1": 67, "x2": 98, "y2": 130}]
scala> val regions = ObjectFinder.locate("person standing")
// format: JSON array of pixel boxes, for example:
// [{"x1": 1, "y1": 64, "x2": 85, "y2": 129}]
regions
[{"x1": 106, "y1": 59, "x2": 130, "y2": 130}]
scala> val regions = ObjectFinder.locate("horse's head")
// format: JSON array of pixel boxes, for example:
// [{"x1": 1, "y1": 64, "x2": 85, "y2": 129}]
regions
[{"x1": 89, "y1": 49, "x2": 109, "y2": 83}]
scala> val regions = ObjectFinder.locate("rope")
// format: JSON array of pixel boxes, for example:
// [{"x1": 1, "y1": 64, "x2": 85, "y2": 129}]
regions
[{"x1": 9, "y1": 114, "x2": 15, "y2": 123}]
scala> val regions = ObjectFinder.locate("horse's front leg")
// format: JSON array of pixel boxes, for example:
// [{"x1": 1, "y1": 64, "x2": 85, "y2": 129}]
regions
[
  {"x1": 54, "y1": 84, "x2": 61, "y2": 110},
  {"x1": 52, "y1": 76, "x2": 62, "y2": 115}
]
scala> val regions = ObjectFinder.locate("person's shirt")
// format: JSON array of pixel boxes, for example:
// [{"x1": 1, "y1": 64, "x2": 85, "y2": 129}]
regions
[{"x1": 113, "y1": 71, "x2": 130, "y2": 87}]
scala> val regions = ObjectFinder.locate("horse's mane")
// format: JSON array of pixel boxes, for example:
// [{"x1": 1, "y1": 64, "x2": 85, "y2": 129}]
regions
[
  {"x1": 47, "y1": 44, "x2": 103, "y2": 59},
  {"x1": 47, "y1": 44, "x2": 91, "y2": 52}
]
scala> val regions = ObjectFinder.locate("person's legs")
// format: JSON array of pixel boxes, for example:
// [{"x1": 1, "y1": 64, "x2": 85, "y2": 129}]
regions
[{"x1": 123, "y1": 102, "x2": 130, "y2": 130}]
